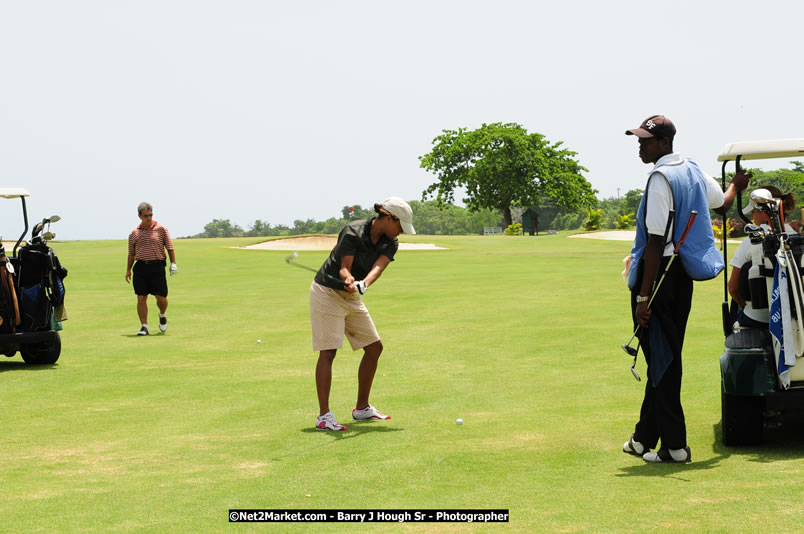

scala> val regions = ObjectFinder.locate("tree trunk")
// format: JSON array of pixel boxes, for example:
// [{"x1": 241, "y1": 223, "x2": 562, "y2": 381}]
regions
[{"x1": 501, "y1": 206, "x2": 512, "y2": 228}]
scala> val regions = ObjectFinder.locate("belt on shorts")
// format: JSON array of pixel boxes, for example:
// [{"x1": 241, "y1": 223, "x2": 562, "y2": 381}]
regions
[{"x1": 136, "y1": 259, "x2": 166, "y2": 264}]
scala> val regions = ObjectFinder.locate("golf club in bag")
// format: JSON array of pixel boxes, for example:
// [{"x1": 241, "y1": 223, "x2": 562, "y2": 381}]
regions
[
  {"x1": 31, "y1": 215, "x2": 60, "y2": 245},
  {"x1": 747, "y1": 189, "x2": 804, "y2": 359},
  {"x1": 622, "y1": 210, "x2": 698, "y2": 381}
]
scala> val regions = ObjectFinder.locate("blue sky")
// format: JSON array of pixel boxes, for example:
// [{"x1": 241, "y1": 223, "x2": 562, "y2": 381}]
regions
[{"x1": 2, "y1": 0, "x2": 802, "y2": 239}]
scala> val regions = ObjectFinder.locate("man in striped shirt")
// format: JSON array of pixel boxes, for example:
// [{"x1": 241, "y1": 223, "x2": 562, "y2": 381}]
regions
[{"x1": 125, "y1": 202, "x2": 177, "y2": 336}]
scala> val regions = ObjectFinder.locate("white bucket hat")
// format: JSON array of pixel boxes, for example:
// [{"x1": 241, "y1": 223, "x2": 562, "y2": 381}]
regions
[{"x1": 381, "y1": 197, "x2": 415, "y2": 234}]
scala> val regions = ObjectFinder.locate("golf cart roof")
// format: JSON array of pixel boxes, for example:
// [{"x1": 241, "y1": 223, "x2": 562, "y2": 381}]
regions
[
  {"x1": 0, "y1": 188, "x2": 31, "y2": 199},
  {"x1": 717, "y1": 139, "x2": 804, "y2": 162}
]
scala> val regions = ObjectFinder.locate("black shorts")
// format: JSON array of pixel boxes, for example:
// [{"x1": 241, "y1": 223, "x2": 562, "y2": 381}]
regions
[{"x1": 133, "y1": 260, "x2": 168, "y2": 297}]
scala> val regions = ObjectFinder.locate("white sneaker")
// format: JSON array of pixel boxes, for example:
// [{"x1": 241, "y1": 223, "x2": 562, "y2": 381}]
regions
[
  {"x1": 137, "y1": 326, "x2": 149, "y2": 336},
  {"x1": 352, "y1": 404, "x2": 391, "y2": 421},
  {"x1": 315, "y1": 412, "x2": 348, "y2": 431},
  {"x1": 623, "y1": 435, "x2": 646, "y2": 457},
  {"x1": 643, "y1": 447, "x2": 691, "y2": 463},
  {"x1": 159, "y1": 315, "x2": 168, "y2": 333}
]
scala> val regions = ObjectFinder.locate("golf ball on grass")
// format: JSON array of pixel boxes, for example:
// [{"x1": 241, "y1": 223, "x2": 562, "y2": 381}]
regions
[
  {"x1": 257, "y1": 339, "x2": 262, "y2": 344},
  {"x1": 456, "y1": 418, "x2": 463, "y2": 425}
]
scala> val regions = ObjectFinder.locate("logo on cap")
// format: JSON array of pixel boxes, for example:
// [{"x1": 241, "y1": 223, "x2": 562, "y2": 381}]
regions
[{"x1": 624, "y1": 115, "x2": 676, "y2": 138}]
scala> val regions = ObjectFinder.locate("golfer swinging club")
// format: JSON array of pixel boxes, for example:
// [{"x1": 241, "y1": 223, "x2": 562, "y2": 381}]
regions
[
  {"x1": 310, "y1": 197, "x2": 414, "y2": 431},
  {"x1": 622, "y1": 115, "x2": 747, "y2": 463}
]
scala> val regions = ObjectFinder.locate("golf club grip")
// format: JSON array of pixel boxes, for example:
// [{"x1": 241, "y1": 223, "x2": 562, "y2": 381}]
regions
[
  {"x1": 328, "y1": 274, "x2": 349, "y2": 290},
  {"x1": 674, "y1": 210, "x2": 698, "y2": 254}
]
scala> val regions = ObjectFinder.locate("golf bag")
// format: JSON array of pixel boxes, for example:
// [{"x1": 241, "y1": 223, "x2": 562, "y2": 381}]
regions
[
  {"x1": 734, "y1": 231, "x2": 804, "y2": 385},
  {"x1": 0, "y1": 250, "x2": 21, "y2": 334},
  {"x1": 17, "y1": 242, "x2": 68, "y2": 331}
]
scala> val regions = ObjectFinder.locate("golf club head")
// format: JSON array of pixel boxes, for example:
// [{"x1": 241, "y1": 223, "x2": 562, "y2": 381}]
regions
[
  {"x1": 48, "y1": 215, "x2": 61, "y2": 223},
  {"x1": 743, "y1": 223, "x2": 761, "y2": 233},
  {"x1": 32, "y1": 222, "x2": 44, "y2": 238},
  {"x1": 630, "y1": 365, "x2": 641, "y2": 382},
  {"x1": 748, "y1": 229, "x2": 766, "y2": 244},
  {"x1": 43, "y1": 232, "x2": 55, "y2": 241},
  {"x1": 621, "y1": 343, "x2": 638, "y2": 357},
  {"x1": 284, "y1": 251, "x2": 320, "y2": 274}
]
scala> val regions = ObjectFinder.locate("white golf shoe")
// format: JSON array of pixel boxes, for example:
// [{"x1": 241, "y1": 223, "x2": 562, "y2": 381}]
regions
[
  {"x1": 352, "y1": 404, "x2": 391, "y2": 421},
  {"x1": 643, "y1": 447, "x2": 691, "y2": 463},
  {"x1": 316, "y1": 412, "x2": 348, "y2": 431},
  {"x1": 623, "y1": 435, "x2": 647, "y2": 457}
]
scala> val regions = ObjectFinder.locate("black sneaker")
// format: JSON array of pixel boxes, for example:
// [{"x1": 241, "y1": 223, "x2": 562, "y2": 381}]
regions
[
  {"x1": 137, "y1": 326, "x2": 149, "y2": 336},
  {"x1": 159, "y1": 315, "x2": 168, "y2": 333}
]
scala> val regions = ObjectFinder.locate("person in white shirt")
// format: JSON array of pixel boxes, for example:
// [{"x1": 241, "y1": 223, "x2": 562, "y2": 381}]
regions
[
  {"x1": 622, "y1": 115, "x2": 748, "y2": 464},
  {"x1": 728, "y1": 185, "x2": 797, "y2": 328}
]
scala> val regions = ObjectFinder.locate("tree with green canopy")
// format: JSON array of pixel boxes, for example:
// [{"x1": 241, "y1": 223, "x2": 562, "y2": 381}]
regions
[
  {"x1": 419, "y1": 122, "x2": 597, "y2": 227},
  {"x1": 202, "y1": 218, "x2": 243, "y2": 238},
  {"x1": 717, "y1": 164, "x2": 804, "y2": 225}
]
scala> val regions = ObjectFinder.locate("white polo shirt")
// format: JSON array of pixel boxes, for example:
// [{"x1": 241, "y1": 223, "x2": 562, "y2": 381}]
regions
[
  {"x1": 729, "y1": 223, "x2": 796, "y2": 323},
  {"x1": 644, "y1": 153, "x2": 724, "y2": 255}
]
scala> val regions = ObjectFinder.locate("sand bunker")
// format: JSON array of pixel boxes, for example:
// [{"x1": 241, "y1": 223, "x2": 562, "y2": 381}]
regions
[
  {"x1": 568, "y1": 231, "x2": 741, "y2": 244},
  {"x1": 568, "y1": 231, "x2": 636, "y2": 241},
  {"x1": 241, "y1": 236, "x2": 446, "y2": 251}
]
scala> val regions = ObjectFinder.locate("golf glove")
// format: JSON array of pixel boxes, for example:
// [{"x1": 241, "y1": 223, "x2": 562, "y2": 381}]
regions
[
  {"x1": 170, "y1": 263, "x2": 178, "y2": 276},
  {"x1": 354, "y1": 280, "x2": 367, "y2": 295}
]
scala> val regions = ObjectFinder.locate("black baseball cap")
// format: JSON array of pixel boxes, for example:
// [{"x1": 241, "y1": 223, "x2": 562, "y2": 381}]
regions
[{"x1": 625, "y1": 115, "x2": 676, "y2": 138}]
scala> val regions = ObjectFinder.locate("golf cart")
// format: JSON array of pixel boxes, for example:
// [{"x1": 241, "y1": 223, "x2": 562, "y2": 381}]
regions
[
  {"x1": 717, "y1": 139, "x2": 804, "y2": 445},
  {"x1": 0, "y1": 188, "x2": 67, "y2": 365}
]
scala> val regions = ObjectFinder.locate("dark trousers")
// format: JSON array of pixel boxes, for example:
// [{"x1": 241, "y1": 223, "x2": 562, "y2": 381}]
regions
[{"x1": 631, "y1": 257, "x2": 693, "y2": 450}]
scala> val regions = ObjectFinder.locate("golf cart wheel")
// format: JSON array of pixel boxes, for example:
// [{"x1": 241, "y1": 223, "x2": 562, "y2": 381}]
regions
[
  {"x1": 721, "y1": 386, "x2": 764, "y2": 446},
  {"x1": 20, "y1": 332, "x2": 61, "y2": 365}
]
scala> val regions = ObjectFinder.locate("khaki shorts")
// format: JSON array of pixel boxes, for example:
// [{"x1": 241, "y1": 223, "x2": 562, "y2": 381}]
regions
[{"x1": 309, "y1": 281, "x2": 380, "y2": 351}]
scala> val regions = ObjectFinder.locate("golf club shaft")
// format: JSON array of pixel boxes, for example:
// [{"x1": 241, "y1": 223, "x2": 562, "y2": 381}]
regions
[
  {"x1": 287, "y1": 261, "x2": 318, "y2": 273},
  {"x1": 647, "y1": 210, "x2": 698, "y2": 308},
  {"x1": 286, "y1": 254, "x2": 348, "y2": 290},
  {"x1": 627, "y1": 210, "x2": 699, "y2": 339}
]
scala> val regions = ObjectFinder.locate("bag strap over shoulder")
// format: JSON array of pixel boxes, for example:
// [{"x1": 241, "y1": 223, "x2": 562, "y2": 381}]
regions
[{"x1": 644, "y1": 171, "x2": 675, "y2": 251}]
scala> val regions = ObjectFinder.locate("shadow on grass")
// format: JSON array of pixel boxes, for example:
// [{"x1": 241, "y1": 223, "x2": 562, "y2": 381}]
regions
[
  {"x1": 299, "y1": 422, "x2": 404, "y2": 440},
  {"x1": 0, "y1": 360, "x2": 58, "y2": 373},
  {"x1": 616, "y1": 454, "x2": 727, "y2": 480},
  {"x1": 618, "y1": 418, "x2": 804, "y2": 477},
  {"x1": 269, "y1": 424, "x2": 404, "y2": 461},
  {"x1": 711, "y1": 418, "x2": 804, "y2": 463}
]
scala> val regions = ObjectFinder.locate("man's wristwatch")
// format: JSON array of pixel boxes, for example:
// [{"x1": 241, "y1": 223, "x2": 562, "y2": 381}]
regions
[{"x1": 635, "y1": 295, "x2": 649, "y2": 303}]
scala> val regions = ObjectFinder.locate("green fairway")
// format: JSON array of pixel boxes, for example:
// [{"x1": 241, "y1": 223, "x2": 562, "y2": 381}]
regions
[{"x1": 1, "y1": 234, "x2": 803, "y2": 532}]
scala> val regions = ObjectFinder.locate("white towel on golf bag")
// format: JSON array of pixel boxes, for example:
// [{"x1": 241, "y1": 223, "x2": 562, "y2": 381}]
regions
[
  {"x1": 778, "y1": 250, "x2": 804, "y2": 359},
  {"x1": 788, "y1": 252, "x2": 804, "y2": 358}
]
